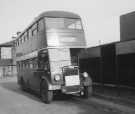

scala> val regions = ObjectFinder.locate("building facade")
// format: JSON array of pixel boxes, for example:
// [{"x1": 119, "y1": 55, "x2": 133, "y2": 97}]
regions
[{"x1": 0, "y1": 41, "x2": 16, "y2": 78}]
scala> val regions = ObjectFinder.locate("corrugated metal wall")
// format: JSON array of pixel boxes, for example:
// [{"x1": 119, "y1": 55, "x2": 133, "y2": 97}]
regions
[{"x1": 79, "y1": 41, "x2": 135, "y2": 100}]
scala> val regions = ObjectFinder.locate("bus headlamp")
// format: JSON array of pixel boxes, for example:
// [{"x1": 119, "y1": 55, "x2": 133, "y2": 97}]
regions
[
  {"x1": 83, "y1": 72, "x2": 88, "y2": 78},
  {"x1": 54, "y1": 74, "x2": 61, "y2": 81}
]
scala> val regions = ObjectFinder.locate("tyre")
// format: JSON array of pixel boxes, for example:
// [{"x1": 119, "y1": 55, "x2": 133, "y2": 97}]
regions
[
  {"x1": 81, "y1": 86, "x2": 92, "y2": 98},
  {"x1": 40, "y1": 81, "x2": 53, "y2": 104}
]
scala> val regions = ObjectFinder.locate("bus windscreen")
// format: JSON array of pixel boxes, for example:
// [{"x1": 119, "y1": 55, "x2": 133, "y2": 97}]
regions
[
  {"x1": 45, "y1": 18, "x2": 82, "y2": 30},
  {"x1": 45, "y1": 18, "x2": 86, "y2": 47}
]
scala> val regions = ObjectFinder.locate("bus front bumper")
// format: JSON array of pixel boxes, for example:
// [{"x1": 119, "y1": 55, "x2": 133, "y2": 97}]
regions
[
  {"x1": 48, "y1": 84, "x2": 61, "y2": 90},
  {"x1": 49, "y1": 84, "x2": 84, "y2": 94},
  {"x1": 61, "y1": 85, "x2": 83, "y2": 94}
]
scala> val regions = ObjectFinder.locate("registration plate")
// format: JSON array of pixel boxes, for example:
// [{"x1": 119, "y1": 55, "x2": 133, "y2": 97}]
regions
[{"x1": 65, "y1": 75, "x2": 80, "y2": 86}]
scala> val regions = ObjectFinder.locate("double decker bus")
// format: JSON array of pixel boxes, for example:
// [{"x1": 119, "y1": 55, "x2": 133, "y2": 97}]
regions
[{"x1": 15, "y1": 11, "x2": 92, "y2": 103}]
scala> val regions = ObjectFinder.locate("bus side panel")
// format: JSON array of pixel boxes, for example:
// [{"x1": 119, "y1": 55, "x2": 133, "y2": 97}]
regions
[
  {"x1": 29, "y1": 70, "x2": 42, "y2": 91},
  {"x1": 16, "y1": 18, "x2": 47, "y2": 58}
]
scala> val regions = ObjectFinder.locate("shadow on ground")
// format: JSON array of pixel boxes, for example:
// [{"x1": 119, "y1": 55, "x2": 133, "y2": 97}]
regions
[
  {"x1": 0, "y1": 80, "x2": 119, "y2": 114},
  {"x1": 0, "y1": 81, "x2": 42, "y2": 102},
  {"x1": 0, "y1": 81, "x2": 74, "y2": 101}
]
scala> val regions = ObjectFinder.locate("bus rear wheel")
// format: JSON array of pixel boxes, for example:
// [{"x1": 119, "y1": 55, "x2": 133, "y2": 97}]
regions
[
  {"x1": 40, "y1": 81, "x2": 53, "y2": 104},
  {"x1": 20, "y1": 78, "x2": 25, "y2": 91}
]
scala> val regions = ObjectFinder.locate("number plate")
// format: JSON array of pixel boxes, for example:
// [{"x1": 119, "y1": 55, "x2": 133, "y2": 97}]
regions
[{"x1": 65, "y1": 75, "x2": 80, "y2": 86}]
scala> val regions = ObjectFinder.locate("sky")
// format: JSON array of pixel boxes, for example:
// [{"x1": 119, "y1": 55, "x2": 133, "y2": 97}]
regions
[{"x1": 0, "y1": 0, "x2": 135, "y2": 47}]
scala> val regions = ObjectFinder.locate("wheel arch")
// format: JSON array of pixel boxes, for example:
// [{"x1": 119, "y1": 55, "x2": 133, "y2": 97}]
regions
[{"x1": 40, "y1": 77, "x2": 50, "y2": 92}]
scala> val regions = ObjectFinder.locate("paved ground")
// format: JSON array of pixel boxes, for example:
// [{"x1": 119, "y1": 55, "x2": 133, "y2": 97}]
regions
[{"x1": 0, "y1": 77, "x2": 131, "y2": 114}]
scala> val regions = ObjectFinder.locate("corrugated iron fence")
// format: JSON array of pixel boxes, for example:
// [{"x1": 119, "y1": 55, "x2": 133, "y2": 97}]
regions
[{"x1": 79, "y1": 42, "x2": 135, "y2": 101}]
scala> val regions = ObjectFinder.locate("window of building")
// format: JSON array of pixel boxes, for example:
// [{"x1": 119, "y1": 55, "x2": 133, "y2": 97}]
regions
[{"x1": 1, "y1": 47, "x2": 12, "y2": 59}]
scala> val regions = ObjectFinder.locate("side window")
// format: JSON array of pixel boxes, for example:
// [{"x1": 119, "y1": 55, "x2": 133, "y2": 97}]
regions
[
  {"x1": 27, "y1": 62, "x2": 30, "y2": 69},
  {"x1": 18, "y1": 32, "x2": 27, "y2": 44},
  {"x1": 21, "y1": 34, "x2": 24, "y2": 43},
  {"x1": 19, "y1": 62, "x2": 21, "y2": 69},
  {"x1": 23, "y1": 62, "x2": 26, "y2": 69},
  {"x1": 19, "y1": 38, "x2": 22, "y2": 44},
  {"x1": 28, "y1": 27, "x2": 32, "y2": 39},
  {"x1": 18, "y1": 39, "x2": 20, "y2": 45},
  {"x1": 19, "y1": 62, "x2": 22, "y2": 69},
  {"x1": 23, "y1": 34, "x2": 26, "y2": 42},
  {"x1": 15, "y1": 41, "x2": 17, "y2": 47},
  {"x1": 44, "y1": 61, "x2": 49, "y2": 71},
  {"x1": 32, "y1": 29, "x2": 37, "y2": 36},
  {"x1": 17, "y1": 40, "x2": 19, "y2": 46},
  {"x1": 28, "y1": 61, "x2": 30, "y2": 69},
  {"x1": 38, "y1": 19, "x2": 44, "y2": 31},
  {"x1": 23, "y1": 62, "x2": 25, "y2": 69},
  {"x1": 33, "y1": 58, "x2": 38, "y2": 69},
  {"x1": 38, "y1": 51, "x2": 48, "y2": 69},
  {"x1": 32, "y1": 23, "x2": 37, "y2": 36},
  {"x1": 30, "y1": 62, "x2": 33, "y2": 69},
  {"x1": 17, "y1": 62, "x2": 20, "y2": 70},
  {"x1": 22, "y1": 62, "x2": 24, "y2": 69},
  {"x1": 21, "y1": 62, "x2": 23, "y2": 69},
  {"x1": 25, "y1": 31, "x2": 29, "y2": 40},
  {"x1": 26, "y1": 62, "x2": 28, "y2": 69}
]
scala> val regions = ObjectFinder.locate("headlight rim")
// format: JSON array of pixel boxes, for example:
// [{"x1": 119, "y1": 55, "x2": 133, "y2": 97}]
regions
[
  {"x1": 83, "y1": 72, "x2": 88, "y2": 78},
  {"x1": 54, "y1": 74, "x2": 61, "y2": 81}
]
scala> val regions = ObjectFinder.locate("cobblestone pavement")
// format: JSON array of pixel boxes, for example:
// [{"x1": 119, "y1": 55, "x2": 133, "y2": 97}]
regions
[{"x1": 0, "y1": 77, "x2": 125, "y2": 114}]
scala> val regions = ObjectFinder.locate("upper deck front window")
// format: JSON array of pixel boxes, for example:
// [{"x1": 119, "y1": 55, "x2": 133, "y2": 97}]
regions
[
  {"x1": 45, "y1": 17, "x2": 86, "y2": 47},
  {"x1": 45, "y1": 18, "x2": 82, "y2": 30}
]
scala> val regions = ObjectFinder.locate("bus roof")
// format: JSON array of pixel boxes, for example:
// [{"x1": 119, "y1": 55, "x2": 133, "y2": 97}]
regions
[
  {"x1": 35, "y1": 11, "x2": 81, "y2": 20},
  {"x1": 16, "y1": 11, "x2": 81, "y2": 39}
]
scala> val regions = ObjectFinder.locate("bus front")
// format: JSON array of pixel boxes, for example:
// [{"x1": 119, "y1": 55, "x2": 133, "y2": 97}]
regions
[{"x1": 44, "y1": 16, "x2": 92, "y2": 101}]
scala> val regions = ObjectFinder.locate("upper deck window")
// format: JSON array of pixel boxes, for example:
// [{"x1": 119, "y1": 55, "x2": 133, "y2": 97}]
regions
[
  {"x1": 45, "y1": 18, "x2": 82, "y2": 30},
  {"x1": 38, "y1": 19, "x2": 44, "y2": 31}
]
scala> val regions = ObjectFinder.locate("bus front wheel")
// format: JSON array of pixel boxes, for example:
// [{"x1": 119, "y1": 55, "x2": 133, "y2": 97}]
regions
[
  {"x1": 40, "y1": 81, "x2": 53, "y2": 104},
  {"x1": 81, "y1": 86, "x2": 92, "y2": 98}
]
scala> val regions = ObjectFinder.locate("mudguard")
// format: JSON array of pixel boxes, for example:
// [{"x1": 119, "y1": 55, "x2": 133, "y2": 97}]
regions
[
  {"x1": 41, "y1": 77, "x2": 50, "y2": 89},
  {"x1": 41, "y1": 76, "x2": 61, "y2": 90}
]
